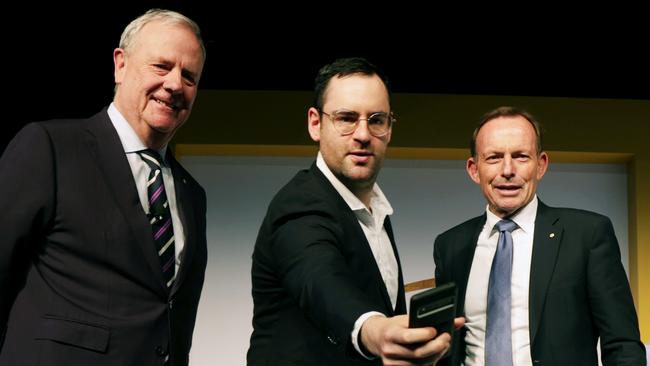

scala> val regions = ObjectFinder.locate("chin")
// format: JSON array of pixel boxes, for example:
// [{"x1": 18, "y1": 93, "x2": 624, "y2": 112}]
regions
[{"x1": 148, "y1": 118, "x2": 180, "y2": 130}]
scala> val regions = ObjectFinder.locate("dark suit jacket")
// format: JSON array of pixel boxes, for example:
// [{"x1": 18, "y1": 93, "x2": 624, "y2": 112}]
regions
[
  {"x1": 434, "y1": 201, "x2": 645, "y2": 366},
  {"x1": 247, "y1": 163, "x2": 406, "y2": 365},
  {"x1": 0, "y1": 109, "x2": 207, "y2": 366}
]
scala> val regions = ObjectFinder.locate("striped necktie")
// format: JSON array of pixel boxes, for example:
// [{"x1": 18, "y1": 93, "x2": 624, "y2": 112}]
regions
[{"x1": 138, "y1": 149, "x2": 176, "y2": 288}]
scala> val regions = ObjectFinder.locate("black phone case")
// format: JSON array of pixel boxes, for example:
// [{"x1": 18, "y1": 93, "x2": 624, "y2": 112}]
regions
[{"x1": 409, "y1": 282, "x2": 457, "y2": 336}]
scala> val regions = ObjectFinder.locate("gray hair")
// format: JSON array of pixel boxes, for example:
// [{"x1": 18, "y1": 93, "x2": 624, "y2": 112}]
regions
[{"x1": 119, "y1": 8, "x2": 206, "y2": 59}]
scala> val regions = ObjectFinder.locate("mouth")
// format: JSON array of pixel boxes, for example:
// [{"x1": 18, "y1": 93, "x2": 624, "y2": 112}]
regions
[
  {"x1": 495, "y1": 184, "x2": 522, "y2": 195},
  {"x1": 348, "y1": 150, "x2": 374, "y2": 164},
  {"x1": 153, "y1": 97, "x2": 180, "y2": 111}
]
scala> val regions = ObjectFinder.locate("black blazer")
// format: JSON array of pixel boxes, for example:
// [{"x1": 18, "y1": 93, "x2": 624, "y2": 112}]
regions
[
  {"x1": 0, "y1": 109, "x2": 207, "y2": 366},
  {"x1": 434, "y1": 201, "x2": 645, "y2": 366},
  {"x1": 247, "y1": 164, "x2": 406, "y2": 366}
]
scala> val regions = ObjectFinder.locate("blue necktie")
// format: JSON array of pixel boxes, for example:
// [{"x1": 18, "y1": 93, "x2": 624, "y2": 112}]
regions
[
  {"x1": 485, "y1": 219, "x2": 518, "y2": 366},
  {"x1": 138, "y1": 149, "x2": 176, "y2": 288}
]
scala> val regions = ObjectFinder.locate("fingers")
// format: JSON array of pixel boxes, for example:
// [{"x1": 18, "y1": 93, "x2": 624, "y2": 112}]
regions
[
  {"x1": 386, "y1": 315, "x2": 438, "y2": 345},
  {"x1": 454, "y1": 316, "x2": 466, "y2": 330},
  {"x1": 379, "y1": 334, "x2": 451, "y2": 366},
  {"x1": 371, "y1": 316, "x2": 452, "y2": 365},
  {"x1": 361, "y1": 314, "x2": 456, "y2": 365}
]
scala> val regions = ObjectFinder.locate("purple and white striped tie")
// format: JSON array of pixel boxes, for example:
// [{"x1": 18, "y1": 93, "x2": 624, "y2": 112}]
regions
[{"x1": 138, "y1": 149, "x2": 176, "y2": 288}]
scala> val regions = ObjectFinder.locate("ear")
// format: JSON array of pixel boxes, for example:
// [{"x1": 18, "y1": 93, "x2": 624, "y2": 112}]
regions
[
  {"x1": 466, "y1": 157, "x2": 480, "y2": 184},
  {"x1": 536, "y1": 151, "x2": 549, "y2": 179},
  {"x1": 113, "y1": 48, "x2": 126, "y2": 84},
  {"x1": 307, "y1": 107, "x2": 322, "y2": 142}
]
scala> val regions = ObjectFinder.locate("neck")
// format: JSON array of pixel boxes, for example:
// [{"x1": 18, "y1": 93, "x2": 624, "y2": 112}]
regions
[
  {"x1": 348, "y1": 185, "x2": 373, "y2": 209},
  {"x1": 141, "y1": 134, "x2": 168, "y2": 151},
  {"x1": 113, "y1": 99, "x2": 171, "y2": 150}
]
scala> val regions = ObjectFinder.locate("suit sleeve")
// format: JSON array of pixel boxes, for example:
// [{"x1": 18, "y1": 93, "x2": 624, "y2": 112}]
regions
[
  {"x1": 587, "y1": 216, "x2": 646, "y2": 364},
  {"x1": 271, "y1": 213, "x2": 384, "y2": 347},
  {"x1": 0, "y1": 123, "x2": 56, "y2": 332}
]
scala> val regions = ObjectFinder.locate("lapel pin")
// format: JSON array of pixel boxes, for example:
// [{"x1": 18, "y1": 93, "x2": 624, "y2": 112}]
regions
[
  {"x1": 182, "y1": 178, "x2": 187, "y2": 184},
  {"x1": 549, "y1": 233, "x2": 555, "y2": 238}
]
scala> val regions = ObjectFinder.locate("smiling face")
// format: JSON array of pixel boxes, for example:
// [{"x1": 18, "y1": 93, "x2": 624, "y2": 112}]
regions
[
  {"x1": 307, "y1": 73, "x2": 391, "y2": 197},
  {"x1": 113, "y1": 20, "x2": 204, "y2": 149},
  {"x1": 466, "y1": 115, "x2": 548, "y2": 218}
]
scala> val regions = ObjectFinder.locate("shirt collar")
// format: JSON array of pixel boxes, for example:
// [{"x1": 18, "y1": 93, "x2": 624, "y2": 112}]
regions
[
  {"x1": 107, "y1": 103, "x2": 168, "y2": 162},
  {"x1": 316, "y1": 152, "x2": 393, "y2": 216},
  {"x1": 485, "y1": 195, "x2": 538, "y2": 235}
]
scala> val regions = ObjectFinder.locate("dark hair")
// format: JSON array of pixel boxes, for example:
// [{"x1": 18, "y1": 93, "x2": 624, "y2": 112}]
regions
[
  {"x1": 313, "y1": 57, "x2": 391, "y2": 111},
  {"x1": 470, "y1": 106, "x2": 544, "y2": 158}
]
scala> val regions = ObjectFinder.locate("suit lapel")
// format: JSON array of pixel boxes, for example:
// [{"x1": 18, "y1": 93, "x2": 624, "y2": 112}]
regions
[
  {"x1": 169, "y1": 155, "x2": 197, "y2": 297},
  {"x1": 528, "y1": 202, "x2": 563, "y2": 345},
  {"x1": 340, "y1": 188, "x2": 396, "y2": 314},
  {"x1": 85, "y1": 110, "x2": 168, "y2": 296},
  {"x1": 312, "y1": 166, "x2": 396, "y2": 314}
]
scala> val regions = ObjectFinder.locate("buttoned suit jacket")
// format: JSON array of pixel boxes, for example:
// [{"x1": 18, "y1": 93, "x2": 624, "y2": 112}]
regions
[
  {"x1": 434, "y1": 201, "x2": 645, "y2": 366},
  {"x1": 0, "y1": 109, "x2": 207, "y2": 366}
]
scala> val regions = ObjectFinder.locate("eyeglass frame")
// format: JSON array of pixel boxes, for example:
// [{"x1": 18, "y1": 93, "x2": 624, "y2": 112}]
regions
[{"x1": 318, "y1": 109, "x2": 396, "y2": 137}]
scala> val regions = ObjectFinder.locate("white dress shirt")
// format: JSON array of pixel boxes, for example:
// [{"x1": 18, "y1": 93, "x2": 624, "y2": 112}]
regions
[
  {"x1": 463, "y1": 197, "x2": 538, "y2": 366},
  {"x1": 315, "y1": 153, "x2": 398, "y2": 357},
  {"x1": 107, "y1": 103, "x2": 185, "y2": 275}
]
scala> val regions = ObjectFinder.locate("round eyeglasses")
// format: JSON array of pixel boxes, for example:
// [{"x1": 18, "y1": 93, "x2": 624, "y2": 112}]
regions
[{"x1": 320, "y1": 109, "x2": 396, "y2": 137}]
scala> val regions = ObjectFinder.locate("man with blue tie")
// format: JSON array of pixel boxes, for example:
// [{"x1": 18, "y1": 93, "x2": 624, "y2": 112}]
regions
[
  {"x1": 0, "y1": 9, "x2": 207, "y2": 365},
  {"x1": 433, "y1": 106, "x2": 645, "y2": 365}
]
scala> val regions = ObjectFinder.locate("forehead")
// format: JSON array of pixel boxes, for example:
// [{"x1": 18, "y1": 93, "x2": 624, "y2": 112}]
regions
[
  {"x1": 130, "y1": 21, "x2": 204, "y2": 76},
  {"x1": 322, "y1": 74, "x2": 389, "y2": 110},
  {"x1": 133, "y1": 21, "x2": 203, "y2": 57},
  {"x1": 476, "y1": 116, "x2": 538, "y2": 150}
]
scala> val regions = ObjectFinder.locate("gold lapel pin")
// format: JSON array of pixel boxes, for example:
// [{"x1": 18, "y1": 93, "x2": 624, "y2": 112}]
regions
[{"x1": 549, "y1": 233, "x2": 555, "y2": 238}]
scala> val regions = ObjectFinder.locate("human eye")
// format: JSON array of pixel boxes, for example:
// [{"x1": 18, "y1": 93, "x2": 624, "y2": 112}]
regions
[
  {"x1": 334, "y1": 112, "x2": 358, "y2": 124},
  {"x1": 513, "y1": 152, "x2": 531, "y2": 162},
  {"x1": 152, "y1": 63, "x2": 171, "y2": 72},
  {"x1": 182, "y1": 71, "x2": 197, "y2": 86},
  {"x1": 484, "y1": 154, "x2": 502, "y2": 163},
  {"x1": 368, "y1": 113, "x2": 388, "y2": 126}
]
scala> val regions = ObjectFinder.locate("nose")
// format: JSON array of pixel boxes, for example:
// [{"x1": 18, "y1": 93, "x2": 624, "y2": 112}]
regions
[
  {"x1": 502, "y1": 156, "x2": 515, "y2": 178},
  {"x1": 352, "y1": 118, "x2": 371, "y2": 142},
  {"x1": 163, "y1": 69, "x2": 183, "y2": 93}
]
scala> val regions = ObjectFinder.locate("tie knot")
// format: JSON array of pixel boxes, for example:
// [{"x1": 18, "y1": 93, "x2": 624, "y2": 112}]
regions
[
  {"x1": 495, "y1": 219, "x2": 518, "y2": 233},
  {"x1": 138, "y1": 149, "x2": 164, "y2": 169}
]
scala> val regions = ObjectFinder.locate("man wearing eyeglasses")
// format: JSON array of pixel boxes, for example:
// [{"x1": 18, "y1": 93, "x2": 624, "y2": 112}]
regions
[{"x1": 248, "y1": 57, "x2": 462, "y2": 366}]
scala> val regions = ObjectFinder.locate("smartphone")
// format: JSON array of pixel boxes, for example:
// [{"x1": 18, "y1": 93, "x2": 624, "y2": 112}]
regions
[{"x1": 409, "y1": 282, "x2": 457, "y2": 336}]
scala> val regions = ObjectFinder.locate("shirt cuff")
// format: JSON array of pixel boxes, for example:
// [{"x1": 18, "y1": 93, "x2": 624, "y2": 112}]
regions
[{"x1": 351, "y1": 311, "x2": 386, "y2": 360}]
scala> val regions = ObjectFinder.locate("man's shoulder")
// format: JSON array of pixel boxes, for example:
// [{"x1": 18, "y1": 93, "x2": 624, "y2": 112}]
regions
[
  {"x1": 19, "y1": 109, "x2": 108, "y2": 143},
  {"x1": 265, "y1": 165, "x2": 345, "y2": 219},
  {"x1": 538, "y1": 202, "x2": 611, "y2": 225},
  {"x1": 8, "y1": 113, "x2": 101, "y2": 154},
  {"x1": 273, "y1": 165, "x2": 332, "y2": 203},
  {"x1": 436, "y1": 215, "x2": 485, "y2": 241}
]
